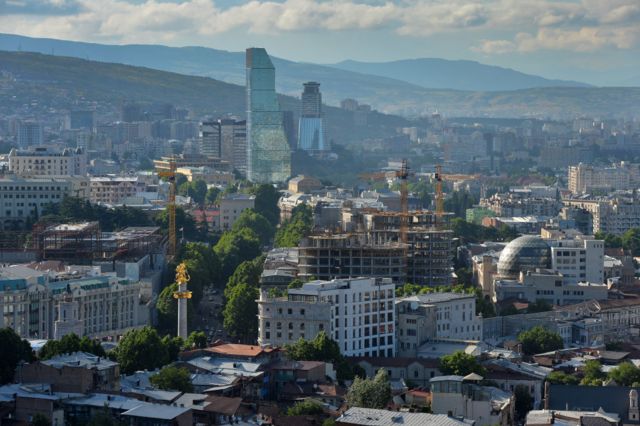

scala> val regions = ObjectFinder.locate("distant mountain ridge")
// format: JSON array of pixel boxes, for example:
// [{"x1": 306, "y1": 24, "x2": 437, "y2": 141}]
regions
[
  {"x1": 0, "y1": 33, "x2": 596, "y2": 114},
  {"x1": 331, "y1": 58, "x2": 591, "y2": 91}
]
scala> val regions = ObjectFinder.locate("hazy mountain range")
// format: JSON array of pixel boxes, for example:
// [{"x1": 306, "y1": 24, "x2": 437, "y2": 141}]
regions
[{"x1": 0, "y1": 33, "x2": 615, "y2": 116}]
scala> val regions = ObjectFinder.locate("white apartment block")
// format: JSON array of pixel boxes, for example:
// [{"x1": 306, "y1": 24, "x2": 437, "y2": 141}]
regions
[
  {"x1": 258, "y1": 277, "x2": 396, "y2": 357},
  {"x1": 218, "y1": 194, "x2": 255, "y2": 231},
  {"x1": 0, "y1": 264, "x2": 149, "y2": 340},
  {"x1": 568, "y1": 162, "x2": 640, "y2": 195},
  {"x1": 564, "y1": 198, "x2": 640, "y2": 236},
  {"x1": 90, "y1": 176, "x2": 146, "y2": 204},
  {"x1": 397, "y1": 293, "x2": 483, "y2": 342},
  {"x1": 549, "y1": 238, "x2": 604, "y2": 284},
  {"x1": 8, "y1": 147, "x2": 87, "y2": 176},
  {"x1": 0, "y1": 177, "x2": 71, "y2": 230}
]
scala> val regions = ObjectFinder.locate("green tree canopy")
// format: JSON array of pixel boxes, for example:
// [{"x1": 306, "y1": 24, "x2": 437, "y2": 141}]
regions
[
  {"x1": 31, "y1": 413, "x2": 51, "y2": 426},
  {"x1": 0, "y1": 327, "x2": 34, "y2": 384},
  {"x1": 518, "y1": 326, "x2": 563, "y2": 355},
  {"x1": 225, "y1": 255, "x2": 264, "y2": 295},
  {"x1": 113, "y1": 326, "x2": 169, "y2": 374},
  {"x1": 439, "y1": 351, "x2": 486, "y2": 376},
  {"x1": 287, "y1": 400, "x2": 324, "y2": 416},
  {"x1": 232, "y1": 209, "x2": 275, "y2": 246},
  {"x1": 214, "y1": 228, "x2": 262, "y2": 279},
  {"x1": 184, "y1": 331, "x2": 208, "y2": 350},
  {"x1": 206, "y1": 186, "x2": 221, "y2": 205},
  {"x1": 514, "y1": 385, "x2": 533, "y2": 421},
  {"x1": 608, "y1": 362, "x2": 640, "y2": 386},
  {"x1": 346, "y1": 369, "x2": 391, "y2": 409},
  {"x1": 285, "y1": 331, "x2": 358, "y2": 382},
  {"x1": 223, "y1": 283, "x2": 259, "y2": 342},
  {"x1": 39, "y1": 333, "x2": 105, "y2": 360},
  {"x1": 275, "y1": 204, "x2": 314, "y2": 248},
  {"x1": 150, "y1": 365, "x2": 194, "y2": 393},
  {"x1": 581, "y1": 360, "x2": 606, "y2": 386},
  {"x1": 248, "y1": 184, "x2": 281, "y2": 226},
  {"x1": 546, "y1": 371, "x2": 579, "y2": 385}
]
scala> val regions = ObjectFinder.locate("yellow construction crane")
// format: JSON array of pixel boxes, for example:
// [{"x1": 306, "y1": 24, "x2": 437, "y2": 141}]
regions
[
  {"x1": 434, "y1": 165, "x2": 479, "y2": 229},
  {"x1": 157, "y1": 157, "x2": 177, "y2": 257}
]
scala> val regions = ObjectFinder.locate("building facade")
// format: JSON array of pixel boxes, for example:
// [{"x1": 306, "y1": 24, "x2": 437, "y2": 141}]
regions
[
  {"x1": 17, "y1": 121, "x2": 44, "y2": 147},
  {"x1": 9, "y1": 147, "x2": 87, "y2": 176},
  {"x1": 0, "y1": 177, "x2": 71, "y2": 230},
  {"x1": 89, "y1": 176, "x2": 146, "y2": 204},
  {"x1": 258, "y1": 277, "x2": 396, "y2": 357},
  {"x1": 568, "y1": 162, "x2": 640, "y2": 194},
  {"x1": 245, "y1": 48, "x2": 291, "y2": 183},
  {"x1": 218, "y1": 194, "x2": 255, "y2": 231}
]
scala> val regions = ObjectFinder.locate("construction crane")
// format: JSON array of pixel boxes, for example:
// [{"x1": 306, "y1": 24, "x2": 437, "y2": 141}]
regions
[
  {"x1": 434, "y1": 164, "x2": 479, "y2": 228},
  {"x1": 359, "y1": 159, "x2": 411, "y2": 244},
  {"x1": 156, "y1": 157, "x2": 177, "y2": 258}
]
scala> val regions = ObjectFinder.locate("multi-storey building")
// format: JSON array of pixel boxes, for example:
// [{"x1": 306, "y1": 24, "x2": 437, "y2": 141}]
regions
[
  {"x1": 548, "y1": 237, "x2": 604, "y2": 284},
  {"x1": 564, "y1": 197, "x2": 640, "y2": 236},
  {"x1": 246, "y1": 48, "x2": 291, "y2": 183},
  {"x1": 0, "y1": 264, "x2": 149, "y2": 340},
  {"x1": 218, "y1": 194, "x2": 255, "y2": 231},
  {"x1": 479, "y1": 191, "x2": 561, "y2": 217},
  {"x1": 0, "y1": 176, "x2": 71, "y2": 230},
  {"x1": 9, "y1": 147, "x2": 87, "y2": 176},
  {"x1": 298, "y1": 82, "x2": 328, "y2": 152},
  {"x1": 65, "y1": 110, "x2": 96, "y2": 130},
  {"x1": 17, "y1": 121, "x2": 44, "y2": 147},
  {"x1": 258, "y1": 277, "x2": 396, "y2": 357},
  {"x1": 89, "y1": 176, "x2": 146, "y2": 204},
  {"x1": 568, "y1": 162, "x2": 640, "y2": 194},
  {"x1": 199, "y1": 121, "x2": 221, "y2": 158}
]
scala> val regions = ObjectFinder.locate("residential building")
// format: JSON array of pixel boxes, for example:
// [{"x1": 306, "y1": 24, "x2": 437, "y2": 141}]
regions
[
  {"x1": 430, "y1": 375, "x2": 514, "y2": 426},
  {"x1": 568, "y1": 162, "x2": 640, "y2": 194},
  {"x1": 17, "y1": 121, "x2": 44, "y2": 147},
  {"x1": 397, "y1": 292, "x2": 483, "y2": 352},
  {"x1": 9, "y1": 146, "x2": 87, "y2": 176},
  {"x1": 199, "y1": 120, "x2": 221, "y2": 158},
  {"x1": 258, "y1": 277, "x2": 396, "y2": 357},
  {"x1": 18, "y1": 352, "x2": 120, "y2": 393},
  {"x1": 353, "y1": 357, "x2": 441, "y2": 388},
  {"x1": 218, "y1": 193, "x2": 255, "y2": 231},
  {"x1": 548, "y1": 237, "x2": 604, "y2": 284},
  {"x1": 288, "y1": 175, "x2": 322, "y2": 194},
  {"x1": 298, "y1": 82, "x2": 328, "y2": 152},
  {"x1": 175, "y1": 166, "x2": 233, "y2": 187},
  {"x1": 564, "y1": 197, "x2": 640, "y2": 236},
  {"x1": 246, "y1": 48, "x2": 291, "y2": 183},
  {"x1": 336, "y1": 407, "x2": 472, "y2": 426},
  {"x1": 0, "y1": 176, "x2": 71, "y2": 230},
  {"x1": 89, "y1": 176, "x2": 146, "y2": 204}
]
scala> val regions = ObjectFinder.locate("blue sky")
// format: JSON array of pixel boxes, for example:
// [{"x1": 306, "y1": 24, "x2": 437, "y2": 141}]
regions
[{"x1": 1, "y1": 0, "x2": 639, "y2": 85}]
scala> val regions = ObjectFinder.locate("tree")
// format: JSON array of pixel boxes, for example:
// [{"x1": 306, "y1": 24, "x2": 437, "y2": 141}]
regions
[
  {"x1": 518, "y1": 326, "x2": 563, "y2": 355},
  {"x1": 113, "y1": 327, "x2": 169, "y2": 374},
  {"x1": 225, "y1": 256, "x2": 264, "y2": 294},
  {"x1": 206, "y1": 186, "x2": 221, "y2": 205},
  {"x1": 608, "y1": 362, "x2": 640, "y2": 386},
  {"x1": 581, "y1": 360, "x2": 605, "y2": 386},
  {"x1": 249, "y1": 184, "x2": 281, "y2": 226},
  {"x1": 475, "y1": 290, "x2": 496, "y2": 318},
  {"x1": 214, "y1": 228, "x2": 261, "y2": 280},
  {"x1": 232, "y1": 209, "x2": 275, "y2": 246},
  {"x1": 546, "y1": 371, "x2": 579, "y2": 385},
  {"x1": 162, "y1": 335, "x2": 184, "y2": 362},
  {"x1": 150, "y1": 366, "x2": 194, "y2": 392},
  {"x1": 39, "y1": 333, "x2": 105, "y2": 360},
  {"x1": 223, "y1": 283, "x2": 259, "y2": 342},
  {"x1": 287, "y1": 400, "x2": 324, "y2": 416},
  {"x1": 31, "y1": 413, "x2": 51, "y2": 426},
  {"x1": 184, "y1": 331, "x2": 208, "y2": 349},
  {"x1": 439, "y1": 351, "x2": 485, "y2": 376},
  {"x1": 0, "y1": 327, "x2": 34, "y2": 384},
  {"x1": 514, "y1": 385, "x2": 533, "y2": 421},
  {"x1": 346, "y1": 369, "x2": 391, "y2": 409},
  {"x1": 275, "y1": 204, "x2": 313, "y2": 248},
  {"x1": 622, "y1": 228, "x2": 640, "y2": 256}
]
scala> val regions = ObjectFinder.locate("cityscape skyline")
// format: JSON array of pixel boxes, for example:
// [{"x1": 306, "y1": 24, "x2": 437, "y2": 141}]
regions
[{"x1": 0, "y1": 0, "x2": 639, "y2": 86}]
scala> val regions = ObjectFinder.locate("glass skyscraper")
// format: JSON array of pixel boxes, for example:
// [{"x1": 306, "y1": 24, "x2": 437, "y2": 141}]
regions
[
  {"x1": 246, "y1": 48, "x2": 291, "y2": 183},
  {"x1": 298, "y1": 82, "x2": 328, "y2": 152}
]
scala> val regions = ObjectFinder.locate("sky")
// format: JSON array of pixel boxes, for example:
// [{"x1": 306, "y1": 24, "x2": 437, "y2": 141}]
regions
[{"x1": 1, "y1": 0, "x2": 639, "y2": 85}]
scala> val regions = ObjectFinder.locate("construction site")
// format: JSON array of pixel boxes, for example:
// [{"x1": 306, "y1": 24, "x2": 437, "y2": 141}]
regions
[{"x1": 298, "y1": 162, "x2": 465, "y2": 287}]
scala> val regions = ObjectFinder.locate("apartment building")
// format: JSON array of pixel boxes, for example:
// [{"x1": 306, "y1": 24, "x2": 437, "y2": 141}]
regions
[
  {"x1": 8, "y1": 147, "x2": 87, "y2": 176},
  {"x1": 548, "y1": 237, "x2": 604, "y2": 284},
  {"x1": 89, "y1": 176, "x2": 146, "y2": 204},
  {"x1": 258, "y1": 277, "x2": 396, "y2": 357},
  {"x1": 218, "y1": 194, "x2": 255, "y2": 231},
  {"x1": 564, "y1": 197, "x2": 640, "y2": 236},
  {"x1": 568, "y1": 162, "x2": 640, "y2": 194},
  {"x1": 0, "y1": 176, "x2": 71, "y2": 230}
]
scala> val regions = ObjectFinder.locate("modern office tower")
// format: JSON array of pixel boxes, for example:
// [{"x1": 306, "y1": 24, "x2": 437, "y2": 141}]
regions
[
  {"x1": 231, "y1": 120, "x2": 248, "y2": 177},
  {"x1": 282, "y1": 111, "x2": 297, "y2": 150},
  {"x1": 65, "y1": 110, "x2": 96, "y2": 130},
  {"x1": 199, "y1": 121, "x2": 221, "y2": 157},
  {"x1": 298, "y1": 82, "x2": 327, "y2": 152},
  {"x1": 17, "y1": 121, "x2": 43, "y2": 148},
  {"x1": 246, "y1": 48, "x2": 291, "y2": 183}
]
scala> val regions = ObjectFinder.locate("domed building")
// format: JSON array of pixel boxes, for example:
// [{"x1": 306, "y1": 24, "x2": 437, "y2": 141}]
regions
[{"x1": 497, "y1": 235, "x2": 552, "y2": 278}]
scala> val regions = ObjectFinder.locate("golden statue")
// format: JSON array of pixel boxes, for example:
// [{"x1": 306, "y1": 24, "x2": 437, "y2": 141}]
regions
[{"x1": 175, "y1": 262, "x2": 190, "y2": 285}]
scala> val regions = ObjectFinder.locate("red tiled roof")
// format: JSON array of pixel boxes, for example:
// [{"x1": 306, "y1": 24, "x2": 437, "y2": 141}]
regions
[{"x1": 206, "y1": 342, "x2": 273, "y2": 357}]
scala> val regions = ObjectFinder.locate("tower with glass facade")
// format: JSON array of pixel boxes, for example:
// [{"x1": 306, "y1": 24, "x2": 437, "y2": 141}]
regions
[
  {"x1": 246, "y1": 48, "x2": 291, "y2": 183},
  {"x1": 298, "y1": 82, "x2": 327, "y2": 152}
]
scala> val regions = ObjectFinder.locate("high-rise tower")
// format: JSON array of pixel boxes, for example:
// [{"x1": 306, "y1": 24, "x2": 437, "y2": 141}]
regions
[
  {"x1": 246, "y1": 48, "x2": 291, "y2": 183},
  {"x1": 298, "y1": 82, "x2": 327, "y2": 152}
]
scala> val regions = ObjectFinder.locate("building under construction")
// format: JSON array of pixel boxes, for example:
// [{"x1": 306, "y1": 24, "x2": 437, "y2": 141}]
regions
[
  {"x1": 36, "y1": 222, "x2": 163, "y2": 263},
  {"x1": 298, "y1": 210, "x2": 454, "y2": 286}
]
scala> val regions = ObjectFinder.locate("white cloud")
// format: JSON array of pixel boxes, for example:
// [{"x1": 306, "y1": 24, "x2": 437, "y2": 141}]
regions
[{"x1": 0, "y1": 0, "x2": 638, "y2": 54}]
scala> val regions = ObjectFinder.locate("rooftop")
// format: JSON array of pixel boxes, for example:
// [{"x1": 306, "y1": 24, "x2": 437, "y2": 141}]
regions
[
  {"x1": 336, "y1": 407, "x2": 473, "y2": 426},
  {"x1": 121, "y1": 403, "x2": 190, "y2": 420},
  {"x1": 41, "y1": 352, "x2": 118, "y2": 371}
]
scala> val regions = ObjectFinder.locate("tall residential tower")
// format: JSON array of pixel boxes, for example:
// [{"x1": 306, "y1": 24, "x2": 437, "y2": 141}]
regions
[{"x1": 246, "y1": 48, "x2": 291, "y2": 183}]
